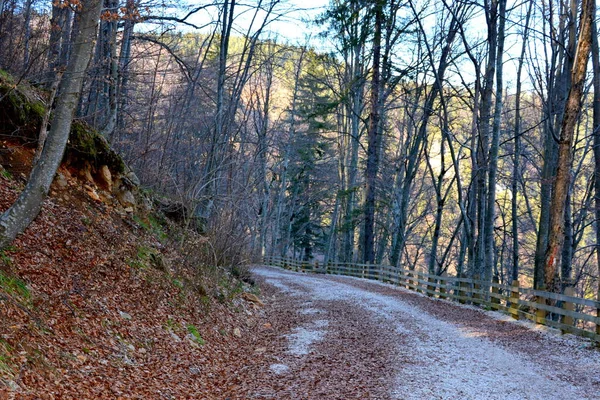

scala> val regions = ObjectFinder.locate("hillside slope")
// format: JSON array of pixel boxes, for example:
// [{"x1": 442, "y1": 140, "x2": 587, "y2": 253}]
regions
[{"x1": 0, "y1": 74, "x2": 269, "y2": 398}]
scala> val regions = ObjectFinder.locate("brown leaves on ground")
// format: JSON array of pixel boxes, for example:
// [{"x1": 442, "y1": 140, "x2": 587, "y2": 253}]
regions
[{"x1": 0, "y1": 167, "x2": 275, "y2": 399}]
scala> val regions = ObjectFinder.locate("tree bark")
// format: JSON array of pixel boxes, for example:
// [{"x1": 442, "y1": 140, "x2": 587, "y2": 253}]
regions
[
  {"x1": 363, "y1": 0, "x2": 383, "y2": 264},
  {"x1": 0, "y1": 0, "x2": 103, "y2": 249},
  {"x1": 544, "y1": 0, "x2": 595, "y2": 292},
  {"x1": 534, "y1": 0, "x2": 576, "y2": 290},
  {"x1": 591, "y1": 19, "x2": 600, "y2": 302},
  {"x1": 22, "y1": 0, "x2": 33, "y2": 71},
  {"x1": 511, "y1": 0, "x2": 533, "y2": 283},
  {"x1": 484, "y1": 0, "x2": 506, "y2": 282}
]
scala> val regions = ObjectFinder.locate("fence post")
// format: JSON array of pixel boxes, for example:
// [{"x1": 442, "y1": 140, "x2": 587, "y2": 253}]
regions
[
  {"x1": 535, "y1": 290, "x2": 547, "y2": 326},
  {"x1": 458, "y1": 274, "x2": 468, "y2": 304},
  {"x1": 596, "y1": 288, "x2": 600, "y2": 345},
  {"x1": 420, "y1": 272, "x2": 427, "y2": 295},
  {"x1": 472, "y1": 274, "x2": 481, "y2": 306},
  {"x1": 439, "y1": 273, "x2": 447, "y2": 300},
  {"x1": 417, "y1": 271, "x2": 424, "y2": 294},
  {"x1": 561, "y1": 286, "x2": 574, "y2": 334},
  {"x1": 427, "y1": 273, "x2": 435, "y2": 297},
  {"x1": 491, "y1": 276, "x2": 500, "y2": 310},
  {"x1": 509, "y1": 280, "x2": 520, "y2": 320}
]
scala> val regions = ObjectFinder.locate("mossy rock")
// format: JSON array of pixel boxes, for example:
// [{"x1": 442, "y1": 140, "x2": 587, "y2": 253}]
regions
[
  {"x1": 64, "y1": 121, "x2": 125, "y2": 175},
  {"x1": 0, "y1": 72, "x2": 46, "y2": 140},
  {"x1": 0, "y1": 69, "x2": 126, "y2": 179}
]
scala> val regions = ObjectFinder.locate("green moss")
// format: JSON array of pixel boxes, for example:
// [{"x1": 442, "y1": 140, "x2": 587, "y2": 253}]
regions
[
  {"x1": 0, "y1": 251, "x2": 12, "y2": 266},
  {"x1": 24, "y1": 97, "x2": 45, "y2": 119},
  {"x1": 0, "y1": 72, "x2": 46, "y2": 140},
  {"x1": 0, "y1": 69, "x2": 14, "y2": 83},
  {"x1": 133, "y1": 213, "x2": 168, "y2": 243},
  {"x1": 68, "y1": 122, "x2": 100, "y2": 158},
  {"x1": 164, "y1": 318, "x2": 179, "y2": 331},
  {"x1": 136, "y1": 245, "x2": 153, "y2": 260},
  {"x1": 132, "y1": 214, "x2": 150, "y2": 231},
  {"x1": 0, "y1": 270, "x2": 30, "y2": 300},
  {"x1": 0, "y1": 167, "x2": 12, "y2": 180},
  {"x1": 186, "y1": 324, "x2": 205, "y2": 345},
  {"x1": 66, "y1": 121, "x2": 126, "y2": 175},
  {"x1": 0, "y1": 104, "x2": 130, "y2": 193},
  {"x1": 172, "y1": 278, "x2": 183, "y2": 289},
  {"x1": 0, "y1": 338, "x2": 16, "y2": 379},
  {"x1": 127, "y1": 245, "x2": 163, "y2": 271}
]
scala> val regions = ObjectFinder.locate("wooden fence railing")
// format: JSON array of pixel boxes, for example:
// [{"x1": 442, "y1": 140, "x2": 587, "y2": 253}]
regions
[{"x1": 263, "y1": 256, "x2": 600, "y2": 343}]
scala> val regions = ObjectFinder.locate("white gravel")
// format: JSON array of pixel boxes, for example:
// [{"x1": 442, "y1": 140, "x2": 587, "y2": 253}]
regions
[
  {"x1": 254, "y1": 266, "x2": 600, "y2": 400},
  {"x1": 269, "y1": 363, "x2": 290, "y2": 375}
]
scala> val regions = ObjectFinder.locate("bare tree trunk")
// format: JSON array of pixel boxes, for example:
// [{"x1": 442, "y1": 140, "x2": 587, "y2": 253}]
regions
[
  {"x1": 425, "y1": 134, "x2": 445, "y2": 276},
  {"x1": 0, "y1": 0, "x2": 103, "y2": 249},
  {"x1": 34, "y1": 74, "x2": 62, "y2": 162},
  {"x1": 113, "y1": 0, "x2": 136, "y2": 141},
  {"x1": 271, "y1": 46, "x2": 306, "y2": 258},
  {"x1": 324, "y1": 194, "x2": 340, "y2": 267},
  {"x1": 561, "y1": 192, "x2": 573, "y2": 285},
  {"x1": 483, "y1": 0, "x2": 506, "y2": 283},
  {"x1": 363, "y1": 0, "x2": 383, "y2": 264},
  {"x1": 511, "y1": 0, "x2": 533, "y2": 283},
  {"x1": 590, "y1": 19, "x2": 600, "y2": 301},
  {"x1": 100, "y1": 0, "x2": 119, "y2": 137},
  {"x1": 342, "y1": 40, "x2": 364, "y2": 264},
  {"x1": 22, "y1": 0, "x2": 32, "y2": 71},
  {"x1": 544, "y1": 0, "x2": 595, "y2": 292},
  {"x1": 474, "y1": 0, "x2": 499, "y2": 279},
  {"x1": 390, "y1": 0, "x2": 463, "y2": 268},
  {"x1": 257, "y1": 56, "x2": 273, "y2": 257},
  {"x1": 200, "y1": 0, "x2": 236, "y2": 219},
  {"x1": 46, "y1": 4, "x2": 72, "y2": 88},
  {"x1": 534, "y1": 0, "x2": 576, "y2": 290}
]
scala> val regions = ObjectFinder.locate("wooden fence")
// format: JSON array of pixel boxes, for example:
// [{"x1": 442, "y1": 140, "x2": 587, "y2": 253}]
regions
[{"x1": 263, "y1": 256, "x2": 600, "y2": 343}]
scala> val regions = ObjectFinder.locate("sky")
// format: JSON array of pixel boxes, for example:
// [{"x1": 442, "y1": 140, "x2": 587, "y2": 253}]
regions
[
  {"x1": 171, "y1": 0, "x2": 328, "y2": 46},
  {"x1": 264, "y1": 0, "x2": 327, "y2": 43}
]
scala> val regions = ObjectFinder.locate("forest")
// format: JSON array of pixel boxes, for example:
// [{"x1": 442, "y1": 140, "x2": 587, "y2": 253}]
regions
[{"x1": 0, "y1": 0, "x2": 599, "y2": 303}]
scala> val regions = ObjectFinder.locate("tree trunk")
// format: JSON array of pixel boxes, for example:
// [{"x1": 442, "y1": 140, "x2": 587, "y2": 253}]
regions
[
  {"x1": 475, "y1": 0, "x2": 498, "y2": 279},
  {"x1": 324, "y1": 194, "x2": 340, "y2": 267},
  {"x1": 22, "y1": 0, "x2": 32, "y2": 71},
  {"x1": 534, "y1": 0, "x2": 577, "y2": 290},
  {"x1": 113, "y1": 0, "x2": 136, "y2": 141},
  {"x1": 389, "y1": 2, "x2": 461, "y2": 268},
  {"x1": 544, "y1": 0, "x2": 595, "y2": 292},
  {"x1": 46, "y1": 4, "x2": 72, "y2": 88},
  {"x1": 591, "y1": 19, "x2": 600, "y2": 301},
  {"x1": 484, "y1": 0, "x2": 506, "y2": 283},
  {"x1": 257, "y1": 58, "x2": 273, "y2": 257},
  {"x1": 342, "y1": 39, "x2": 364, "y2": 264},
  {"x1": 0, "y1": 0, "x2": 103, "y2": 249},
  {"x1": 511, "y1": 0, "x2": 533, "y2": 283},
  {"x1": 363, "y1": 0, "x2": 383, "y2": 264}
]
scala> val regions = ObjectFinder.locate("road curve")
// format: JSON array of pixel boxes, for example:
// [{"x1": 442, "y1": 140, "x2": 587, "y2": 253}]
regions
[{"x1": 249, "y1": 266, "x2": 600, "y2": 400}]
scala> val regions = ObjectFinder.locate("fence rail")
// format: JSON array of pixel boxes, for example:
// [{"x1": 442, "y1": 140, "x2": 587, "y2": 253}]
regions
[{"x1": 263, "y1": 256, "x2": 600, "y2": 343}]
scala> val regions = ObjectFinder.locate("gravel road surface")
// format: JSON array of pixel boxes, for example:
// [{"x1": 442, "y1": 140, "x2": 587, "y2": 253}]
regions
[{"x1": 248, "y1": 266, "x2": 600, "y2": 399}]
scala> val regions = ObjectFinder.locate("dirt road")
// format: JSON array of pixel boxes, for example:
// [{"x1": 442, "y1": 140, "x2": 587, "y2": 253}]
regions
[{"x1": 247, "y1": 266, "x2": 600, "y2": 399}]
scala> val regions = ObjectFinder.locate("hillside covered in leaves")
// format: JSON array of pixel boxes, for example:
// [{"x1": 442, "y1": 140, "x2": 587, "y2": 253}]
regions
[{"x1": 0, "y1": 72, "x2": 272, "y2": 397}]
